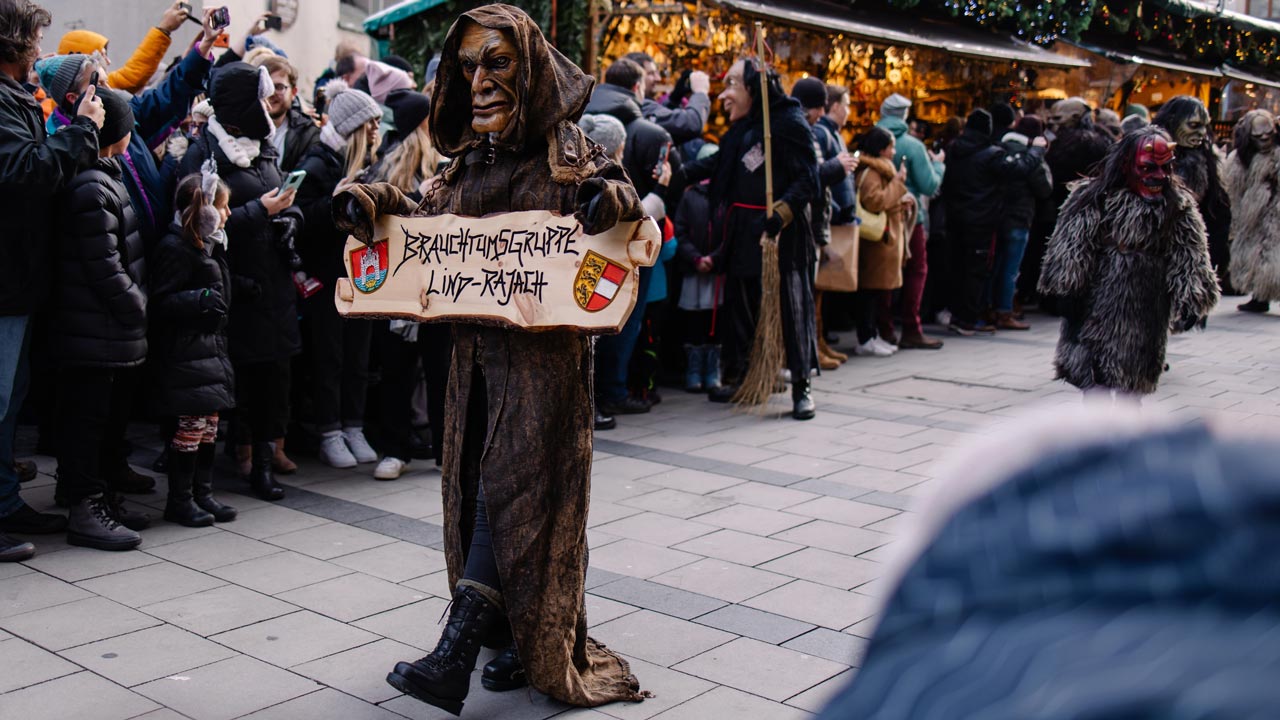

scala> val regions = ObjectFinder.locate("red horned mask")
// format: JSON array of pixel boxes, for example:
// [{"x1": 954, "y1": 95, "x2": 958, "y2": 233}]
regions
[{"x1": 1126, "y1": 135, "x2": 1175, "y2": 202}]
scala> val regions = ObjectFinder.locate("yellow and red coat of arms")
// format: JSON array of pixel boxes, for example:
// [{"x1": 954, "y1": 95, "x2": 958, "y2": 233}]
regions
[{"x1": 573, "y1": 250, "x2": 630, "y2": 312}]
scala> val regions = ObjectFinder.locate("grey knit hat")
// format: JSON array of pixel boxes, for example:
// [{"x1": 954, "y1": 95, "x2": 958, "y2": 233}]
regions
[
  {"x1": 579, "y1": 113, "x2": 627, "y2": 158},
  {"x1": 324, "y1": 80, "x2": 382, "y2": 139},
  {"x1": 880, "y1": 93, "x2": 912, "y2": 120}
]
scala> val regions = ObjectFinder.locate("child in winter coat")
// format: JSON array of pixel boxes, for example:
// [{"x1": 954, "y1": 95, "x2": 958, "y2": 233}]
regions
[
  {"x1": 674, "y1": 144, "x2": 724, "y2": 393},
  {"x1": 51, "y1": 88, "x2": 148, "y2": 552},
  {"x1": 148, "y1": 168, "x2": 238, "y2": 527}
]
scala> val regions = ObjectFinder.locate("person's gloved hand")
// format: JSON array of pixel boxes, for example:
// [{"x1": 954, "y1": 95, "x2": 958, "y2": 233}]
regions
[
  {"x1": 198, "y1": 288, "x2": 227, "y2": 317},
  {"x1": 1178, "y1": 312, "x2": 1203, "y2": 332},
  {"x1": 335, "y1": 195, "x2": 375, "y2": 246},
  {"x1": 271, "y1": 215, "x2": 303, "y2": 269},
  {"x1": 166, "y1": 133, "x2": 189, "y2": 160},
  {"x1": 763, "y1": 201, "x2": 792, "y2": 238}
]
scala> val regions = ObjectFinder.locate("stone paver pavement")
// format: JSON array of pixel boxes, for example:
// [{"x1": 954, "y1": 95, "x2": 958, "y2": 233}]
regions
[{"x1": 3, "y1": 304, "x2": 1280, "y2": 719}]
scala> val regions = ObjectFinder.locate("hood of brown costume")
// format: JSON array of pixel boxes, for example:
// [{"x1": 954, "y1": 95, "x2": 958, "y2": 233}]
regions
[{"x1": 430, "y1": 3, "x2": 595, "y2": 157}]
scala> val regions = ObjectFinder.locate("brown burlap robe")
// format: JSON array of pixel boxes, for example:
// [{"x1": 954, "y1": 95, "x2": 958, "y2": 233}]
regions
[{"x1": 337, "y1": 4, "x2": 646, "y2": 708}]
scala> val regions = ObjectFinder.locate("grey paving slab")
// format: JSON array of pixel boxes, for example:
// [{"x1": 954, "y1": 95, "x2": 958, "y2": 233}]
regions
[
  {"x1": 0, "y1": 562, "x2": 32, "y2": 580},
  {"x1": 650, "y1": 558, "x2": 792, "y2": 603},
  {"x1": 785, "y1": 496, "x2": 899, "y2": 528},
  {"x1": 380, "y1": 672, "x2": 570, "y2": 719},
  {"x1": 673, "y1": 637, "x2": 846, "y2": 702},
  {"x1": 20, "y1": 545, "x2": 163, "y2": 582},
  {"x1": 358, "y1": 487, "x2": 445, "y2": 519},
  {"x1": 782, "y1": 628, "x2": 868, "y2": 666},
  {"x1": 0, "y1": 569, "x2": 92, "y2": 618},
  {"x1": 639, "y1": 467, "x2": 752, "y2": 494},
  {"x1": 585, "y1": 594, "x2": 641, "y2": 625},
  {"x1": 293, "y1": 637, "x2": 421, "y2": 703},
  {"x1": 137, "y1": 521, "x2": 222, "y2": 548},
  {"x1": 140, "y1": 584, "x2": 298, "y2": 637},
  {"x1": 690, "y1": 504, "x2": 811, "y2": 536},
  {"x1": 743, "y1": 582, "x2": 879, "y2": 630},
  {"x1": 331, "y1": 540, "x2": 449, "y2": 583},
  {"x1": 593, "y1": 513, "x2": 717, "y2": 547},
  {"x1": 595, "y1": 658, "x2": 714, "y2": 720},
  {"x1": 61, "y1": 623, "x2": 237, "y2": 688},
  {"x1": 276, "y1": 572, "x2": 428, "y2": 622},
  {"x1": 0, "y1": 670, "x2": 160, "y2": 720},
  {"x1": 211, "y1": 610, "x2": 380, "y2": 668},
  {"x1": 76, "y1": 561, "x2": 225, "y2": 608},
  {"x1": 672, "y1": 528, "x2": 803, "y2": 566},
  {"x1": 785, "y1": 669, "x2": 854, "y2": 714},
  {"x1": 354, "y1": 514, "x2": 447, "y2": 548},
  {"x1": 266, "y1": 522, "x2": 398, "y2": 560},
  {"x1": 205, "y1": 550, "x2": 353, "y2": 596},
  {"x1": 0, "y1": 595, "x2": 161, "y2": 651},
  {"x1": 133, "y1": 655, "x2": 321, "y2": 720},
  {"x1": 759, "y1": 547, "x2": 884, "y2": 590},
  {"x1": 648, "y1": 685, "x2": 813, "y2": 719},
  {"x1": 588, "y1": 539, "x2": 701, "y2": 579},
  {"x1": 591, "y1": 577, "x2": 726, "y2": 620},
  {"x1": 143, "y1": 531, "x2": 282, "y2": 571},
  {"x1": 240, "y1": 688, "x2": 406, "y2": 719},
  {"x1": 619, "y1": 488, "x2": 732, "y2": 519},
  {"x1": 592, "y1": 610, "x2": 735, "y2": 667},
  {"x1": 693, "y1": 604, "x2": 815, "y2": 645},
  {"x1": 0, "y1": 637, "x2": 80, "y2": 692},
  {"x1": 705, "y1": 481, "x2": 818, "y2": 510},
  {"x1": 584, "y1": 566, "x2": 629, "y2": 590},
  {"x1": 771, "y1": 520, "x2": 892, "y2": 556},
  {"x1": 220, "y1": 505, "x2": 331, "y2": 539},
  {"x1": 354, "y1": 596, "x2": 451, "y2": 652}
]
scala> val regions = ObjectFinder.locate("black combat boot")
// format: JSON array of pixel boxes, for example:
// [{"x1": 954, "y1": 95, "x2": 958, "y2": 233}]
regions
[
  {"x1": 481, "y1": 644, "x2": 527, "y2": 692},
  {"x1": 193, "y1": 444, "x2": 237, "y2": 522},
  {"x1": 163, "y1": 450, "x2": 214, "y2": 528},
  {"x1": 386, "y1": 585, "x2": 500, "y2": 716},
  {"x1": 247, "y1": 442, "x2": 285, "y2": 501},
  {"x1": 792, "y1": 379, "x2": 816, "y2": 421}
]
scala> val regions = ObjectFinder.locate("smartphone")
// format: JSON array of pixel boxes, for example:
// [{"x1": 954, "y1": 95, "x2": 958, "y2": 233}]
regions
[
  {"x1": 88, "y1": 70, "x2": 99, "y2": 88},
  {"x1": 279, "y1": 169, "x2": 306, "y2": 193},
  {"x1": 852, "y1": 150, "x2": 861, "y2": 160},
  {"x1": 263, "y1": 14, "x2": 282, "y2": 31},
  {"x1": 209, "y1": 6, "x2": 230, "y2": 31},
  {"x1": 654, "y1": 143, "x2": 670, "y2": 178}
]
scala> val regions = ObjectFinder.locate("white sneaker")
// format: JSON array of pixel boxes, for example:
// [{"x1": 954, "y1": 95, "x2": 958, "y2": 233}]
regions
[
  {"x1": 319, "y1": 432, "x2": 358, "y2": 469},
  {"x1": 342, "y1": 428, "x2": 378, "y2": 464},
  {"x1": 374, "y1": 456, "x2": 410, "y2": 480},
  {"x1": 854, "y1": 339, "x2": 894, "y2": 357},
  {"x1": 936, "y1": 308, "x2": 952, "y2": 327},
  {"x1": 872, "y1": 337, "x2": 899, "y2": 354}
]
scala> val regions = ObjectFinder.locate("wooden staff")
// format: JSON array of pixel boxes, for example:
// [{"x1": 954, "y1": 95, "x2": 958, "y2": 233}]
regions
[{"x1": 732, "y1": 22, "x2": 786, "y2": 411}]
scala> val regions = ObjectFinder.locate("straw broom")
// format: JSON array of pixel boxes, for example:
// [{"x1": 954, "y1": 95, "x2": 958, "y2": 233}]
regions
[{"x1": 732, "y1": 22, "x2": 786, "y2": 413}]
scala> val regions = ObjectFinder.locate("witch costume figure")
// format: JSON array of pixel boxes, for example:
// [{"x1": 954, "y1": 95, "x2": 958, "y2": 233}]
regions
[
  {"x1": 1153, "y1": 96, "x2": 1233, "y2": 293},
  {"x1": 1225, "y1": 110, "x2": 1280, "y2": 314},
  {"x1": 333, "y1": 5, "x2": 645, "y2": 715},
  {"x1": 1038, "y1": 128, "x2": 1218, "y2": 396}
]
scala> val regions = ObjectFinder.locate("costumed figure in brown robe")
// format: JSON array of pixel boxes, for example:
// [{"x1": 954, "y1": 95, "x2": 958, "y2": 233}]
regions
[
  {"x1": 1153, "y1": 96, "x2": 1233, "y2": 294},
  {"x1": 1225, "y1": 110, "x2": 1280, "y2": 313},
  {"x1": 1038, "y1": 128, "x2": 1218, "y2": 397},
  {"x1": 333, "y1": 5, "x2": 645, "y2": 715}
]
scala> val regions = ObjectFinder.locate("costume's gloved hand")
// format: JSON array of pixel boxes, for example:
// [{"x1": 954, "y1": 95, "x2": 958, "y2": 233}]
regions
[
  {"x1": 336, "y1": 196, "x2": 375, "y2": 247},
  {"x1": 764, "y1": 201, "x2": 793, "y2": 238},
  {"x1": 575, "y1": 178, "x2": 609, "y2": 235},
  {"x1": 1178, "y1": 312, "x2": 1204, "y2": 332},
  {"x1": 271, "y1": 215, "x2": 303, "y2": 270}
]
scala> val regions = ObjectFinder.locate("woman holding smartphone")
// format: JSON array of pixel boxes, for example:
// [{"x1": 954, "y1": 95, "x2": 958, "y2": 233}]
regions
[{"x1": 293, "y1": 81, "x2": 383, "y2": 469}]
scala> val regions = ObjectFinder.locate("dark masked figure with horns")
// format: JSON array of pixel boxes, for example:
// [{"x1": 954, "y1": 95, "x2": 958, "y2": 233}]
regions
[{"x1": 334, "y1": 5, "x2": 646, "y2": 715}]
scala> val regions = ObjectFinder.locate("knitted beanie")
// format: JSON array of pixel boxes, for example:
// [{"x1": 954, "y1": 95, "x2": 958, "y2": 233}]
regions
[
  {"x1": 965, "y1": 108, "x2": 993, "y2": 137},
  {"x1": 578, "y1": 113, "x2": 626, "y2": 158},
  {"x1": 97, "y1": 88, "x2": 135, "y2": 147},
  {"x1": 324, "y1": 80, "x2": 382, "y2": 138},
  {"x1": 1014, "y1": 115, "x2": 1043, "y2": 139},
  {"x1": 365, "y1": 61, "x2": 414, "y2": 105},
  {"x1": 35, "y1": 54, "x2": 91, "y2": 109},
  {"x1": 209, "y1": 62, "x2": 274, "y2": 140},
  {"x1": 58, "y1": 29, "x2": 108, "y2": 56},
  {"x1": 880, "y1": 93, "x2": 912, "y2": 120},
  {"x1": 989, "y1": 103, "x2": 1015, "y2": 133},
  {"x1": 386, "y1": 89, "x2": 430, "y2": 133},
  {"x1": 790, "y1": 77, "x2": 828, "y2": 110}
]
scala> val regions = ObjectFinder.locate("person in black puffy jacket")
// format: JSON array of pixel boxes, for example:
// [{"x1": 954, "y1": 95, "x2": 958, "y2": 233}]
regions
[
  {"x1": 50, "y1": 88, "x2": 147, "y2": 552},
  {"x1": 178, "y1": 61, "x2": 302, "y2": 502},
  {"x1": 149, "y1": 171, "x2": 238, "y2": 529},
  {"x1": 293, "y1": 81, "x2": 382, "y2": 470}
]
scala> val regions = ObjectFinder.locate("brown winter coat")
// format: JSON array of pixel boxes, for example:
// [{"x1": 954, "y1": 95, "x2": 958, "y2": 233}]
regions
[
  {"x1": 856, "y1": 156, "x2": 915, "y2": 290},
  {"x1": 336, "y1": 4, "x2": 645, "y2": 708}
]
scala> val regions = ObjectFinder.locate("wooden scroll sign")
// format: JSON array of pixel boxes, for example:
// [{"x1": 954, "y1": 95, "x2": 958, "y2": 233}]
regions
[{"x1": 335, "y1": 211, "x2": 662, "y2": 334}]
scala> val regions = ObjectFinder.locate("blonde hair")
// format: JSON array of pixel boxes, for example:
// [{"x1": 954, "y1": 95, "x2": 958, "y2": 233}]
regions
[
  {"x1": 382, "y1": 124, "x2": 440, "y2": 193},
  {"x1": 343, "y1": 118, "x2": 377, "y2": 185}
]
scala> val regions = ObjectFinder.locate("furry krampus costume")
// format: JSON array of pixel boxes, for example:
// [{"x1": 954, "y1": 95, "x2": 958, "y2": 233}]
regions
[
  {"x1": 1225, "y1": 110, "x2": 1280, "y2": 307},
  {"x1": 1039, "y1": 129, "x2": 1218, "y2": 394},
  {"x1": 1153, "y1": 97, "x2": 1233, "y2": 293}
]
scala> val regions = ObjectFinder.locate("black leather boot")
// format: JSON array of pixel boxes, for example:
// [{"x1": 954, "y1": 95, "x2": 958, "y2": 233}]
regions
[
  {"x1": 193, "y1": 444, "x2": 237, "y2": 522},
  {"x1": 248, "y1": 442, "x2": 285, "y2": 501},
  {"x1": 481, "y1": 645, "x2": 527, "y2": 692},
  {"x1": 792, "y1": 379, "x2": 816, "y2": 421},
  {"x1": 386, "y1": 585, "x2": 500, "y2": 716},
  {"x1": 164, "y1": 450, "x2": 214, "y2": 527}
]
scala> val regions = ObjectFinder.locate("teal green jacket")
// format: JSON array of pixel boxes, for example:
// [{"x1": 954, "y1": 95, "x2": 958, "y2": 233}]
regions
[{"x1": 877, "y1": 116, "x2": 944, "y2": 226}]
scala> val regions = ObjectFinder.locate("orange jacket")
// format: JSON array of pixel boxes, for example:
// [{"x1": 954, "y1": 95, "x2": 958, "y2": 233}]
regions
[{"x1": 58, "y1": 27, "x2": 172, "y2": 95}]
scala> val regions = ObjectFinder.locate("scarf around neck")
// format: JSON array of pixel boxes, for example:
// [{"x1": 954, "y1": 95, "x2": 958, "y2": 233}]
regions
[{"x1": 207, "y1": 115, "x2": 263, "y2": 168}]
